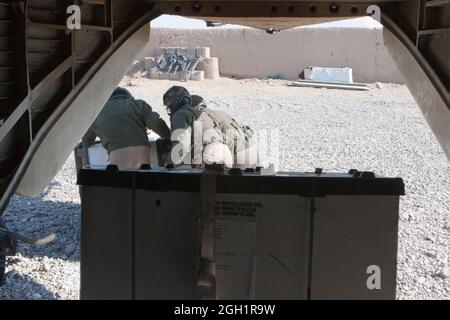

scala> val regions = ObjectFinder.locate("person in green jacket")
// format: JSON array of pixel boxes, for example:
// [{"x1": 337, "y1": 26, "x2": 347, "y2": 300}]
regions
[{"x1": 82, "y1": 87, "x2": 170, "y2": 169}]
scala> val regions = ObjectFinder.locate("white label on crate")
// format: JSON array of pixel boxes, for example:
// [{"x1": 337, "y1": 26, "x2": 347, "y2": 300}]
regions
[{"x1": 214, "y1": 201, "x2": 261, "y2": 299}]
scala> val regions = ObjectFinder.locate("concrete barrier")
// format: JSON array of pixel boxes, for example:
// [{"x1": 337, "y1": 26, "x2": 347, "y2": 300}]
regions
[
  {"x1": 139, "y1": 27, "x2": 404, "y2": 84},
  {"x1": 198, "y1": 57, "x2": 220, "y2": 80}
]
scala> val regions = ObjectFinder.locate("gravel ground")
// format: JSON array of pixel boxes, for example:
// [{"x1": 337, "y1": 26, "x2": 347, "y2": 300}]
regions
[{"x1": 0, "y1": 77, "x2": 449, "y2": 300}]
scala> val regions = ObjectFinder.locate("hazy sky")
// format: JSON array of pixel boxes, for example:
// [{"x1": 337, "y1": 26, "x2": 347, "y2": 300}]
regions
[{"x1": 151, "y1": 15, "x2": 382, "y2": 29}]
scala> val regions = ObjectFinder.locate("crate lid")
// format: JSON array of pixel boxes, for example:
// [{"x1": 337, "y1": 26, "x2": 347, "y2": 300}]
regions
[{"x1": 77, "y1": 167, "x2": 405, "y2": 196}]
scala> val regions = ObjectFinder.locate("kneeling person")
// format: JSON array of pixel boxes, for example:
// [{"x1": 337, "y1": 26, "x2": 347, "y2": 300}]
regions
[{"x1": 163, "y1": 86, "x2": 257, "y2": 168}]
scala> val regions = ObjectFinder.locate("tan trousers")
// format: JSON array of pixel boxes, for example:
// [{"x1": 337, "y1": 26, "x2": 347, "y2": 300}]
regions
[{"x1": 109, "y1": 145, "x2": 151, "y2": 170}]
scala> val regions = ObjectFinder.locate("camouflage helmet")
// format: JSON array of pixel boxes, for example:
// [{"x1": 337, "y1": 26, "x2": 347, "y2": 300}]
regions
[
  {"x1": 191, "y1": 95, "x2": 205, "y2": 108},
  {"x1": 163, "y1": 86, "x2": 192, "y2": 115}
]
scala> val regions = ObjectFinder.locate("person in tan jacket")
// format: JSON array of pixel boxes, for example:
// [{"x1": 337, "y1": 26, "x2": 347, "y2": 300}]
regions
[{"x1": 163, "y1": 86, "x2": 258, "y2": 168}]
